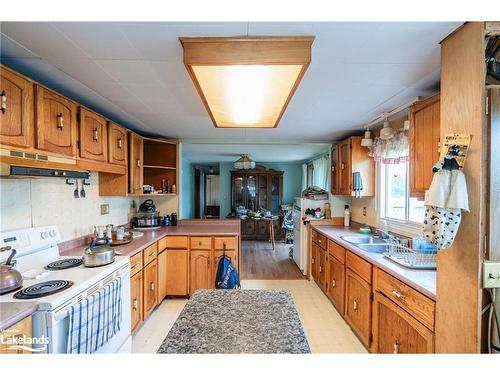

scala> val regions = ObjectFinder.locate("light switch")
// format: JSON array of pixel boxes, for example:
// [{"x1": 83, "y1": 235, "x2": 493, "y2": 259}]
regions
[{"x1": 483, "y1": 261, "x2": 500, "y2": 288}]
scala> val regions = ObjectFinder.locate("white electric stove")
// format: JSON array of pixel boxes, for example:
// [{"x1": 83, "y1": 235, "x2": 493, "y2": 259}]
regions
[{"x1": 0, "y1": 226, "x2": 131, "y2": 354}]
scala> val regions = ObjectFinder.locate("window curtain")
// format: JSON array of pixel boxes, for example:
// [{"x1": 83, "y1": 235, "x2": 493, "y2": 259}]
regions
[
  {"x1": 368, "y1": 129, "x2": 409, "y2": 164},
  {"x1": 312, "y1": 156, "x2": 328, "y2": 190},
  {"x1": 301, "y1": 163, "x2": 308, "y2": 191}
]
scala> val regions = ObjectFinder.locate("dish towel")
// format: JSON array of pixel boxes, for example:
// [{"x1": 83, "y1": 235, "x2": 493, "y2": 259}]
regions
[
  {"x1": 67, "y1": 277, "x2": 122, "y2": 354},
  {"x1": 423, "y1": 160, "x2": 469, "y2": 249}
]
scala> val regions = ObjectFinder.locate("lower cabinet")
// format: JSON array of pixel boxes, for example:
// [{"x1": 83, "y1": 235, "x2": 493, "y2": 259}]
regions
[
  {"x1": 372, "y1": 292, "x2": 434, "y2": 353},
  {"x1": 344, "y1": 268, "x2": 372, "y2": 348},
  {"x1": 327, "y1": 254, "x2": 345, "y2": 314},
  {"x1": 0, "y1": 316, "x2": 32, "y2": 354},
  {"x1": 157, "y1": 249, "x2": 168, "y2": 303},
  {"x1": 165, "y1": 249, "x2": 189, "y2": 296},
  {"x1": 130, "y1": 270, "x2": 143, "y2": 333},
  {"x1": 190, "y1": 250, "x2": 213, "y2": 293},
  {"x1": 318, "y1": 247, "x2": 327, "y2": 291},
  {"x1": 311, "y1": 243, "x2": 318, "y2": 280},
  {"x1": 143, "y1": 259, "x2": 158, "y2": 320}
]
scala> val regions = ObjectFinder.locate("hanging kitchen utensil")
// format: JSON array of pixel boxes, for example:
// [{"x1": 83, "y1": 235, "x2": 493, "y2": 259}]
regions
[
  {"x1": 80, "y1": 179, "x2": 86, "y2": 198},
  {"x1": 74, "y1": 179, "x2": 80, "y2": 198}
]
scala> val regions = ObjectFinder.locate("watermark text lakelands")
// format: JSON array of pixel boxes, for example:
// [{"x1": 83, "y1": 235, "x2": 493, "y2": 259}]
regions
[{"x1": 0, "y1": 334, "x2": 49, "y2": 346}]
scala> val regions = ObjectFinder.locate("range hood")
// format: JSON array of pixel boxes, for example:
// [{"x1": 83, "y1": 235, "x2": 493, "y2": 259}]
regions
[{"x1": 0, "y1": 147, "x2": 90, "y2": 179}]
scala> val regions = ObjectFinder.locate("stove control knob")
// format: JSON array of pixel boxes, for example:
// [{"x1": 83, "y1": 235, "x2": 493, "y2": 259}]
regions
[
  {"x1": 41, "y1": 231, "x2": 49, "y2": 239},
  {"x1": 49, "y1": 230, "x2": 57, "y2": 238}
]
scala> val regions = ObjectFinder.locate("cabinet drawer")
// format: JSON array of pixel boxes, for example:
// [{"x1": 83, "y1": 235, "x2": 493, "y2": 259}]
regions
[
  {"x1": 327, "y1": 239, "x2": 346, "y2": 264},
  {"x1": 130, "y1": 251, "x2": 143, "y2": 276},
  {"x1": 346, "y1": 251, "x2": 372, "y2": 284},
  {"x1": 158, "y1": 237, "x2": 167, "y2": 253},
  {"x1": 214, "y1": 237, "x2": 236, "y2": 250},
  {"x1": 374, "y1": 269, "x2": 435, "y2": 330},
  {"x1": 190, "y1": 236, "x2": 212, "y2": 250},
  {"x1": 165, "y1": 236, "x2": 188, "y2": 249},
  {"x1": 143, "y1": 243, "x2": 158, "y2": 265},
  {"x1": 312, "y1": 229, "x2": 318, "y2": 244},
  {"x1": 317, "y1": 233, "x2": 327, "y2": 249}
]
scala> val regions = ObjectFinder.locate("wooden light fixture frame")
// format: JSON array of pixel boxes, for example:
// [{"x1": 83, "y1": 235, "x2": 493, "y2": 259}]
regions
[{"x1": 179, "y1": 36, "x2": 315, "y2": 128}]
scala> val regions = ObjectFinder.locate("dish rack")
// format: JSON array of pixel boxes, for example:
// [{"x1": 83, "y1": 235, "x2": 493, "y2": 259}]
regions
[{"x1": 383, "y1": 234, "x2": 437, "y2": 270}]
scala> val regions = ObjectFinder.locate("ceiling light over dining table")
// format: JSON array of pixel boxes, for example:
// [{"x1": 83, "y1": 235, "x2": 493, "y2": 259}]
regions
[{"x1": 179, "y1": 36, "x2": 314, "y2": 128}]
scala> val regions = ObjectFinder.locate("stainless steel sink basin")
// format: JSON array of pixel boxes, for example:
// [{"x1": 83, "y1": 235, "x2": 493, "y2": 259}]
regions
[
  {"x1": 340, "y1": 235, "x2": 386, "y2": 245},
  {"x1": 356, "y1": 243, "x2": 390, "y2": 253}
]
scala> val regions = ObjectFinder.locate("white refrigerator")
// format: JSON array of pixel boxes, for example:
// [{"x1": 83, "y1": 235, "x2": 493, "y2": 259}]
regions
[{"x1": 292, "y1": 197, "x2": 329, "y2": 275}]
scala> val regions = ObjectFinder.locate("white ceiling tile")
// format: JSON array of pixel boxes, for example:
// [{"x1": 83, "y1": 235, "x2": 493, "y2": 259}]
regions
[
  {"x1": 0, "y1": 32, "x2": 40, "y2": 59},
  {"x1": 95, "y1": 59, "x2": 161, "y2": 84}
]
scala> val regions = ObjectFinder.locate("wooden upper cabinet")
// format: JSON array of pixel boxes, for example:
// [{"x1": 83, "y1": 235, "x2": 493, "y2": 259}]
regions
[
  {"x1": 108, "y1": 121, "x2": 127, "y2": 165},
  {"x1": 0, "y1": 67, "x2": 34, "y2": 148},
  {"x1": 409, "y1": 94, "x2": 440, "y2": 198},
  {"x1": 129, "y1": 132, "x2": 143, "y2": 194},
  {"x1": 373, "y1": 292, "x2": 434, "y2": 353},
  {"x1": 35, "y1": 85, "x2": 77, "y2": 157},
  {"x1": 334, "y1": 136, "x2": 374, "y2": 197},
  {"x1": 330, "y1": 144, "x2": 339, "y2": 194},
  {"x1": 79, "y1": 107, "x2": 108, "y2": 162},
  {"x1": 338, "y1": 139, "x2": 352, "y2": 195},
  {"x1": 345, "y1": 268, "x2": 372, "y2": 347}
]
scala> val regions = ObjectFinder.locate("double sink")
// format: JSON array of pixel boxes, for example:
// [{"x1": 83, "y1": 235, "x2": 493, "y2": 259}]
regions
[{"x1": 340, "y1": 234, "x2": 389, "y2": 254}]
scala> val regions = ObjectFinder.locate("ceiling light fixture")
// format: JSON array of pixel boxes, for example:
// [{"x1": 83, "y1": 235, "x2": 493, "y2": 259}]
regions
[
  {"x1": 379, "y1": 114, "x2": 394, "y2": 140},
  {"x1": 360, "y1": 128, "x2": 373, "y2": 147},
  {"x1": 233, "y1": 154, "x2": 256, "y2": 170},
  {"x1": 180, "y1": 36, "x2": 314, "y2": 128}
]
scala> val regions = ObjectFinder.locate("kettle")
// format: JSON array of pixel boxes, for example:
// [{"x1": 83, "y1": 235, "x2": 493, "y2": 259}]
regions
[
  {"x1": 82, "y1": 238, "x2": 115, "y2": 267},
  {"x1": 0, "y1": 246, "x2": 23, "y2": 295},
  {"x1": 139, "y1": 199, "x2": 156, "y2": 213}
]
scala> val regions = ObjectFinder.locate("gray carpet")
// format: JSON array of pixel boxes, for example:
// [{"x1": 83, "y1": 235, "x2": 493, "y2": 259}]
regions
[{"x1": 157, "y1": 289, "x2": 311, "y2": 354}]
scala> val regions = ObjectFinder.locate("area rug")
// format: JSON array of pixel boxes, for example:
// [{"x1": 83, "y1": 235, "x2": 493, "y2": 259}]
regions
[{"x1": 157, "y1": 289, "x2": 311, "y2": 354}]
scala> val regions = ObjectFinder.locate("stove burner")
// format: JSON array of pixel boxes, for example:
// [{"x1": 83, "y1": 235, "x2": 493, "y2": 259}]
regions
[
  {"x1": 44, "y1": 258, "x2": 82, "y2": 270},
  {"x1": 13, "y1": 280, "x2": 73, "y2": 299}
]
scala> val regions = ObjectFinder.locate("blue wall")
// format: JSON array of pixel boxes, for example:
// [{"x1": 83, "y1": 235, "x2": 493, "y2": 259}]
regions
[
  {"x1": 218, "y1": 161, "x2": 302, "y2": 217},
  {"x1": 180, "y1": 158, "x2": 194, "y2": 219}
]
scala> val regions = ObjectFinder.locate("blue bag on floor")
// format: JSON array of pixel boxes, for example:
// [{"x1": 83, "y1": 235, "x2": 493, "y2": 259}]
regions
[{"x1": 215, "y1": 246, "x2": 241, "y2": 289}]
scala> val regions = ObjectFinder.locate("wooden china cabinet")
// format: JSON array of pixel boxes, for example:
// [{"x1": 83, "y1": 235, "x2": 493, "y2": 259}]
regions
[{"x1": 230, "y1": 166, "x2": 284, "y2": 240}]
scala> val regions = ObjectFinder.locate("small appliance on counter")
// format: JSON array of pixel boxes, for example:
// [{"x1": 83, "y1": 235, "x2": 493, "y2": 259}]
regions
[{"x1": 132, "y1": 199, "x2": 161, "y2": 229}]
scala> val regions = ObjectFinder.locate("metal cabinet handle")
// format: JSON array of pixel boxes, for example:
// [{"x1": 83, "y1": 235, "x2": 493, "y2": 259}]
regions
[
  {"x1": 353, "y1": 299, "x2": 358, "y2": 311},
  {"x1": 392, "y1": 290, "x2": 405, "y2": 300},
  {"x1": 331, "y1": 279, "x2": 336, "y2": 288},
  {"x1": 0, "y1": 90, "x2": 6, "y2": 114},
  {"x1": 311, "y1": 257, "x2": 315, "y2": 264},
  {"x1": 133, "y1": 298, "x2": 138, "y2": 310},
  {"x1": 92, "y1": 128, "x2": 99, "y2": 141},
  {"x1": 341, "y1": 162, "x2": 345, "y2": 170},
  {"x1": 56, "y1": 113, "x2": 64, "y2": 130},
  {"x1": 136, "y1": 159, "x2": 141, "y2": 167},
  {"x1": 331, "y1": 165, "x2": 335, "y2": 172},
  {"x1": 393, "y1": 340, "x2": 400, "y2": 354},
  {"x1": 319, "y1": 266, "x2": 323, "y2": 273},
  {"x1": 150, "y1": 282, "x2": 155, "y2": 291},
  {"x1": 117, "y1": 137, "x2": 123, "y2": 149}
]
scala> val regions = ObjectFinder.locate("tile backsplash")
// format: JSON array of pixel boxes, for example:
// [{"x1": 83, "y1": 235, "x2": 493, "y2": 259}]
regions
[{"x1": 0, "y1": 172, "x2": 178, "y2": 241}]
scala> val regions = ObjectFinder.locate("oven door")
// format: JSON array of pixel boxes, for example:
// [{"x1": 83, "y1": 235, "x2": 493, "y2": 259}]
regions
[{"x1": 33, "y1": 264, "x2": 131, "y2": 354}]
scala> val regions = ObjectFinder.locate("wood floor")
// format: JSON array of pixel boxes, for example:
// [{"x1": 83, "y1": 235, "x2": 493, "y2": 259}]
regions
[{"x1": 240, "y1": 239, "x2": 305, "y2": 280}]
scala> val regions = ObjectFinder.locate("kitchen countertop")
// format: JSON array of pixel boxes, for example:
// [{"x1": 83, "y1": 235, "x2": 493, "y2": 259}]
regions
[
  {"x1": 312, "y1": 225, "x2": 436, "y2": 300},
  {"x1": 0, "y1": 302, "x2": 38, "y2": 331},
  {"x1": 60, "y1": 222, "x2": 241, "y2": 258}
]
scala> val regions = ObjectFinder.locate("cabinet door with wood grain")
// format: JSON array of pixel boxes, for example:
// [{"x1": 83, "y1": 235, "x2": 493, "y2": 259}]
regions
[
  {"x1": 79, "y1": 107, "x2": 108, "y2": 162},
  {"x1": 143, "y1": 259, "x2": 158, "y2": 319},
  {"x1": 327, "y1": 254, "x2": 345, "y2": 314},
  {"x1": 345, "y1": 268, "x2": 372, "y2": 347},
  {"x1": 130, "y1": 270, "x2": 143, "y2": 333},
  {"x1": 190, "y1": 250, "x2": 212, "y2": 294},
  {"x1": 35, "y1": 86, "x2": 77, "y2": 157},
  {"x1": 373, "y1": 292, "x2": 434, "y2": 353},
  {"x1": 409, "y1": 94, "x2": 440, "y2": 198},
  {"x1": 165, "y1": 249, "x2": 188, "y2": 296},
  {"x1": 311, "y1": 242, "x2": 319, "y2": 280},
  {"x1": 129, "y1": 132, "x2": 143, "y2": 194},
  {"x1": 318, "y1": 247, "x2": 327, "y2": 291},
  {"x1": 330, "y1": 144, "x2": 339, "y2": 194},
  {"x1": 108, "y1": 121, "x2": 127, "y2": 165},
  {"x1": 157, "y1": 249, "x2": 168, "y2": 303},
  {"x1": 0, "y1": 67, "x2": 33, "y2": 148},
  {"x1": 338, "y1": 139, "x2": 352, "y2": 195}
]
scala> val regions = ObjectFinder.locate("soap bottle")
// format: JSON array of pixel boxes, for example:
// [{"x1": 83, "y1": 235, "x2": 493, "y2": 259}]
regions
[{"x1": 343, "y1": 205, "x2": 350, "y2": 227}]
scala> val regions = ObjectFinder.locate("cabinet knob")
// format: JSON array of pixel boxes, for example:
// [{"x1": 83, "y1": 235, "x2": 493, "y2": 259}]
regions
[
  {"x1": 319, "y1": 266, "x2": 323, "y2": 273},
  {"x1": 391, "y1": 290, "x2": 405, "y2": 300},
  {"x1": 311, "y1": 257, "x2": 315, "y2": 264},
  {"x1": 353, "y1": 299, "x2": 358, "y2": 312},
  {"x1": 150, "y1": 282, "x2": 155, "y2": 291},
  {"x1": 133, "y1": 298, "x2": 138, "y2": 310},
  {"x1": 0, "y1": 90, "x2": 6, "y2": 114},
  {"x1": 393, "y1": 340, "x2": 400, "y2": 354},
  {"x1": 56, "y1": 113, "x2": 64, "y2": 130},
  {"x1": 341, "y1": 162, "x2": 345, "y2": 170},
  {"x1": 136, "y1": 159, "x2": 141, "y2": 167},
  {"x1": 117, "y1": 137, "x2": 123, "y2": 149},
  {"x1": 331, "y1": 279, "x2": 336, "y2": 288},
  {"x1": 92, "y1": 128, "x2": 99, "y2": 141}
]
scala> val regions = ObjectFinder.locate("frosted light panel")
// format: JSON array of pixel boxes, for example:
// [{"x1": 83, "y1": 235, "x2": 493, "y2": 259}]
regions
[{"x1": 191, "y1": 65, "x2": 303, "y2": 128}]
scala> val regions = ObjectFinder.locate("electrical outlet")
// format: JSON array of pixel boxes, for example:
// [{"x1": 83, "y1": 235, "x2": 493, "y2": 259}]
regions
[
  {"x1": 483, "y1": 261, "x2": 500, "y2": 288},
  {"x1": 100, "y1": 204, "x2": 110, "y2": 215},
  {"x1": 363, "y1": 207, "x2": 367, "y2": 217}
]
